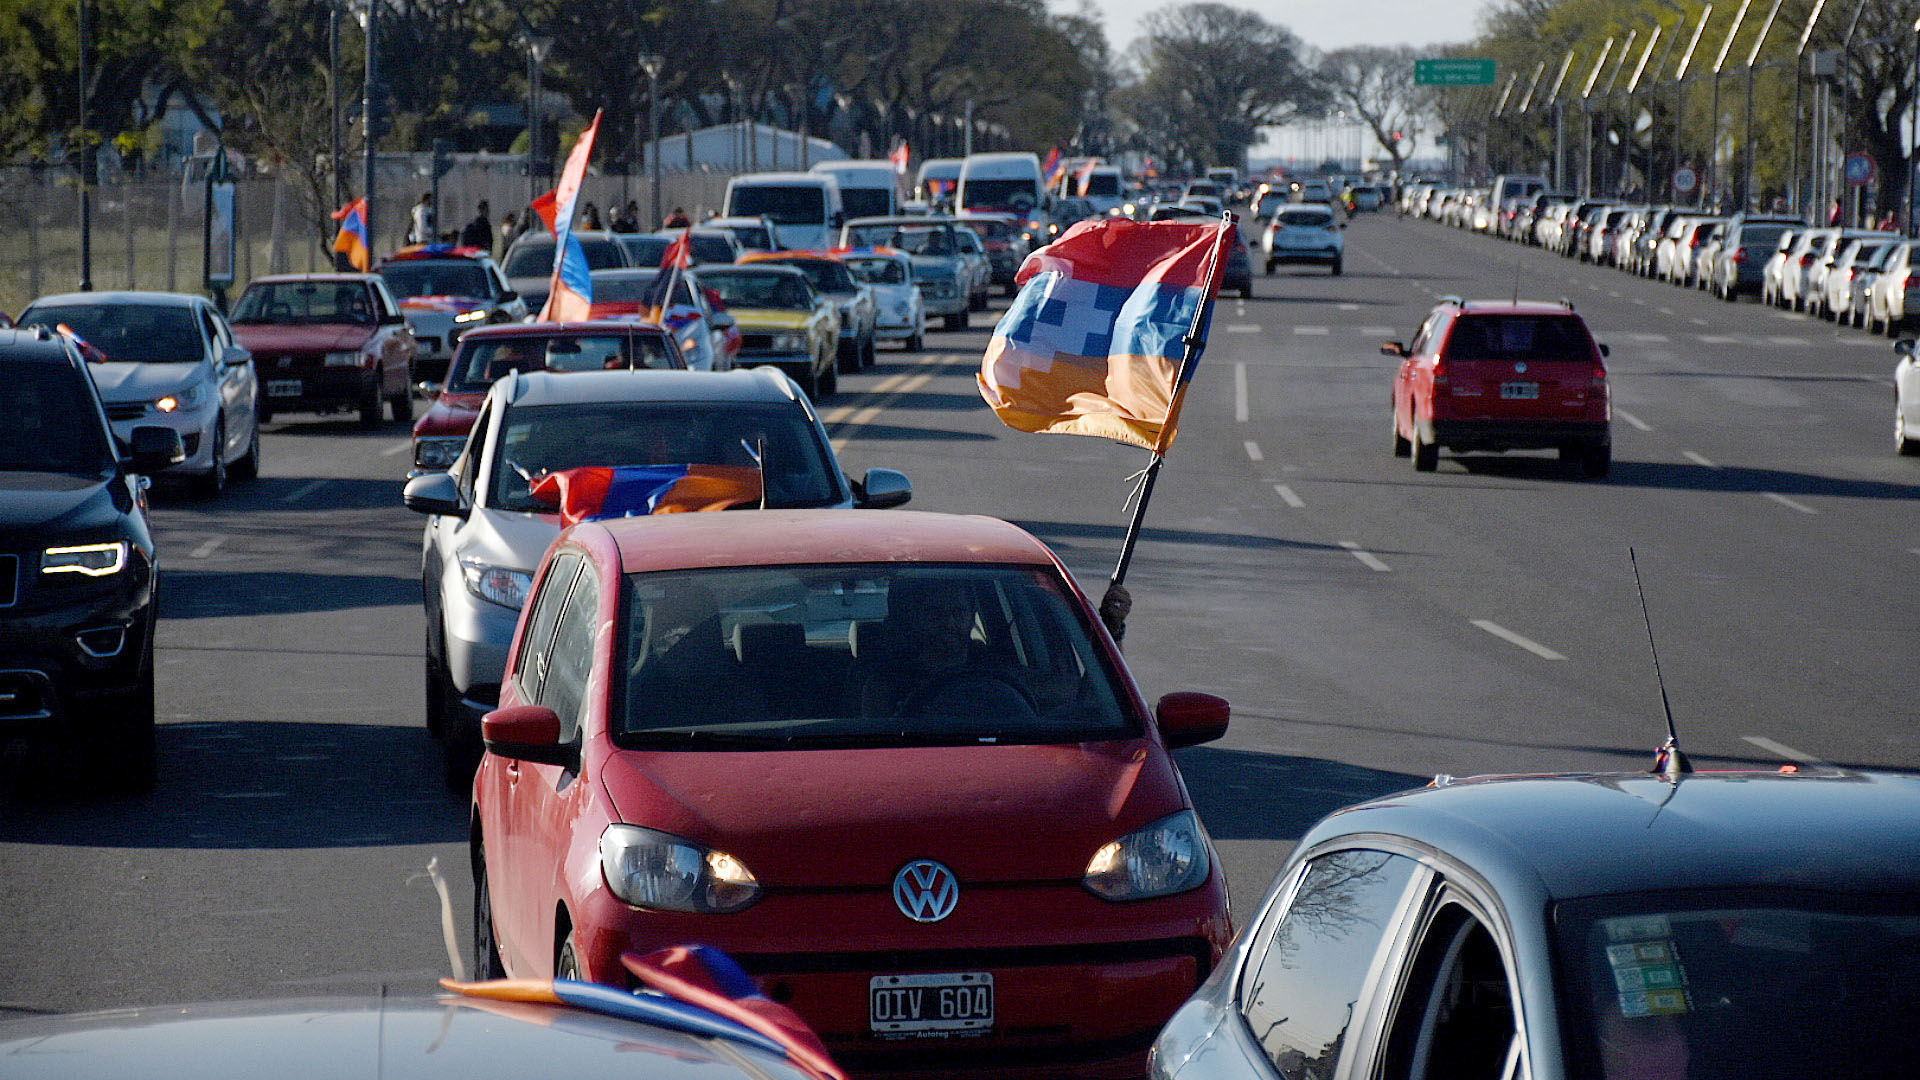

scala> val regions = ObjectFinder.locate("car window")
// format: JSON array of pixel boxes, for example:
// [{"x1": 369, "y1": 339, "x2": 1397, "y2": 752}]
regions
[
  {"x1": 690, "y1": 236, "x2": 736, "y2": 265},
  {"x1": 1380, "y1": 902, "x2": 1521, "y2": 1080},
  {"x1": 378, "y1": 261, "x2": 492, "y2": 299},
  {"x1": 845, "y1": 258, "x2": 908, "y2": 286},
  {"x1": 1409, "y1": 311, "x2": 1446, "y2": 356},
  {"x1": 620, "y1": 236, "x2": 671, "y2": 267},
  {"x1": 538, "y1": 566, "x2": 599, "y2": 741},
  {"x1": 617, "y1": 563, "x2": 1132, "y2": 747},
  {"x1": 1444, "y1": 316, "x2": 1594, "y2": 362},
  {"x1": 455, "y1": 400, "x2": 492, "y2": 502},
  {"x1": 730, "y1": 185, "x2": 826, "y2": 225},
  {"x1": 19, "y1": 303, "x2": 206, "y2": 364},
  {"x1": 1238, "y1": 849, "x2": 1422, "y2": 1080},
  {"x1": 233, "y1": 281, "x2": 378, "y2": 325},
  {"x1": 1278, "y1": 208, "x2": 1334, "y2": 228},
  {"x1": 697, "y1": 272, "x2": 811, "y2": 311},
  {"x1": 0, "y1": 362, "x2": 117, "y2": 474},
  {"x1": 515, "y1": 553, "x2": 584, "y2": 704}
]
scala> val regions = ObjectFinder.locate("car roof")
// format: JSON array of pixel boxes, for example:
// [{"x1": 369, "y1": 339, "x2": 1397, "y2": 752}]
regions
[
  {"x1": 1306, "y1": 769, "x2": 1920, "y2": 902},
  {"x1": 244, "y1": 273, "x2": 383, "y2": 285},
  {"x1": 1440, "y1": 298, "x2": 1582, "y2": 316},
  {"x1": 589, "y1": 509, "x2": 1058, "y2": 575},
  {"x1": 691, "y1": 264, "x2": 808, "y2": 278},
  {"x1": 499, "y1": 368, "x2": 799, "y2": 409},
  {"x1": 455, "y1": 320, "x2": 671, "y2": 341},
  {"x1": 0, "y1": 326, "x2": 84, "y2": 363},
  {"x1": 28, "y1": 290, "x2": 206, "y2": 309}
]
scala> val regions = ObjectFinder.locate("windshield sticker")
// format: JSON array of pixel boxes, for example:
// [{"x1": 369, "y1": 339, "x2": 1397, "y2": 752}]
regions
[{"x1": 1606, "y1": 938, "x2": 1690, "y2": 1017}]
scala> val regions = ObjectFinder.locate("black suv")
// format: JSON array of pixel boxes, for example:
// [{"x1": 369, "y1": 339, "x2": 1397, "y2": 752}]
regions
[{"x1": 0, "y1": 326, "x2": 182, "y2": 791}]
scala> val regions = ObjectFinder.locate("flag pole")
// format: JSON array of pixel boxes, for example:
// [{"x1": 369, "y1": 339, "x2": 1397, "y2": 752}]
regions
[{"x1": 1108, "y1": 210, "x2": 1235, "y2": 589}]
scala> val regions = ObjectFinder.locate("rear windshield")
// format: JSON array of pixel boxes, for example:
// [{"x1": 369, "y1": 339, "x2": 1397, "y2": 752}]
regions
[
  {"x1": 690, "y1": 236, "x2": 736, "y2": 265},
  {"x1": 19, "y1": 303, "x2": 203, "y2": 364},
  {"x1": 501, "y1": 237, "x2": 625, "y2": 277},
  {"x1": 446, "y1": 333, "x2": 677, "y2": 391},
  {"x1": 619, "y1": 235, "x2": 671, "y2": 267},
  {"x1": 1278, "y1": 208, "x2": 1335, "y2": 228},
  {"x1": 1737, "y1": 225, "x2": 1790, "y2": 249},
  {"x1": 1445, "y1": 315, "x2": 1595, "y2": 361},
  {"x1": 840, "y1": 189, "x2": 893, "y2": 218},
  {"x1": 378, "y1": 261, "x2": 492, "y2": 300},
  {"x1": 694, "y1": 271, "x2": 812, "y2": 311},
  {"x1": 1084, "y1": 173, "x2": 1121, "y2": 197},
  {"x1": 729, "y1": 186, "x2": 826, "y2": 225}
]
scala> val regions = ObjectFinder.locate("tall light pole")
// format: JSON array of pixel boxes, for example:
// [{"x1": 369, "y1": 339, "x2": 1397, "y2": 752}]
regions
[
  {"x1": 77, "y1": 0, "x2": 92, "y2": 291},
  {"x1": 1673, "y1": 5, "x2": 1714, "y2": 207},
  {"x1": 329, "y1": 0, "x2": 342, "y2": 207},
  {"x1": 1743, "y1": 0, "x2": 1785, "y2": 211},
  {"x1": 1709, "y1": 0, "x2": 1753, "y2": 211},
  {"x1": 640, "y1": 54, "x2": 663, "y2": 229},
  {"x1": 523, "y1": 34, "x2": 553, "y2": 211},
  {"x1": 354, "y1": 0, "x2": 379, "y2": 253}
]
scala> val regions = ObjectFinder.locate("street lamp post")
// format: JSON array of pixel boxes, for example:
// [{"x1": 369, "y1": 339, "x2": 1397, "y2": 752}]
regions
[
  {"x1": 640, "y1": 54, "x2": 663, "y2": 229},
  {"x1": 77, "y1": 0, "x2": 92, "y2": 291},
  {"x1": 329, "y1": 0, "x2": 342, "y2": 207},
  {"x1": 354, "y1": 0, "x2": 380, "y2": 252},
  {"x1": 524, "y1": 34, "x2": 553, "y2": 211}
]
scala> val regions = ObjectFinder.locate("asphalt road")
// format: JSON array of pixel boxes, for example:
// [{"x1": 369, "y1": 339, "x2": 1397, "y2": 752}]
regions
[{"x1": 4, "y1": 210, "x2": 1915, "y2": 1017}]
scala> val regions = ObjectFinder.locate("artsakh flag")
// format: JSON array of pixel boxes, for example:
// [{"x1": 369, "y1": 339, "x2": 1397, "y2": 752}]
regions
[
  {"x1": 537, "y1": 110, "x2": 603, "y2": 322},
  {"x1": 977, "y1": 217, "x2": 1235, "y2": 452},
  {"x1": 331, "y1": 197, "x2": 371, "y2": 271},
  {"x1": 530, "y1": 464, "x2": 763, "y2": 526},
  {"x1": 623, "y1": 946, "x2": 847, "y2": 1080}
]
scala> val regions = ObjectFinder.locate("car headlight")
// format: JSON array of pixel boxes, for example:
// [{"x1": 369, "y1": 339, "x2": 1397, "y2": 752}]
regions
[
  {"x1": 153, "y1": 385, "x2": 202, "y2": 413},
  {"x1": 1083, "y1": 809, "x2": 1211, "y2": 902},
  {"x1": 41, "y1": 541, "x2": 128, "y2": 577},
  {"x1": 458, "y1": 558, "x2": 532, "y2": 610},
  {"x1": 600, "y1": 824, "x2": 762, "y2": 913},
  {"x1": 413, "y1": 438, "x2": 464, "y2": 470},
  {"x1": 772, "y1": 332, "x2": 807, "y2": 352},
  {"x1": 324, "y1": 351, "x2": 362, "y2": 367},
  {"x1": 453, "y1": 309, "x2": 489, "y2": 324}
]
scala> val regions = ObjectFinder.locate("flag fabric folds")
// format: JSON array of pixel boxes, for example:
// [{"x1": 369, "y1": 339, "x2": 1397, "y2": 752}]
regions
[
  {"x1": 530, "y1": 464, "x2": 763, "y2": 526},
  {"x1": 888, "y1": 141, "x2": 910, "y2": 175},
  {"x1": 537, "y1": 110, "x2": 603, "y2": 322},
  {"x1": 530, "y1": 189, "x2": 559, "y2": 233},
  {"x1": 977, "y1": 217, "x2": 1234, "y2": 452},
  {"x1": 437, "y1": 976, "x2": 796, "y2": 1061},
  {"x1": 330, "y1": 198, "x2": 371, "y2": 271},
  {"x1": 1074, "y1": 159, "x2": 1097, "y2": 197},
  {"x1": 623, "y1": 945, "x2": 847, "y2": 1080},
  {"x1": 1041, "y1": 147, "x2": 1064, "y2": 191}
]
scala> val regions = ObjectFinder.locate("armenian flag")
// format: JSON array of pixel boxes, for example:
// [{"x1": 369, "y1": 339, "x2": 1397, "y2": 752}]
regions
[
  {"x1": 537, "y1": 110, "x2": 603, "y2": 322},
  {"x1": 530, "y1": 464, "x2": 763, "y2": 526},
  {"x1": 623, "y1": 945, "x2": 846, "y2": 1080},
  {"x1": 331, "y1": 197, "x2": 371, "y2": 271}
]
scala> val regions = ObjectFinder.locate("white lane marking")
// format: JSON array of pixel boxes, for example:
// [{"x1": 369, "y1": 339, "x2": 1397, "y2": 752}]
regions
[
  {"x1": 1340, "y1": 541, "x2": 1390, "y2": 572},
  {"x1": 1763, "y1": 492, "x2": 1818, "y2": 514},
  {"x1": 1683, "y1": 451, "x2": 1719, "y2": 468},
  {"x1": 1690, "y1": 317, "x2": 1709, "y2": 327},
  {"x1": 381, "y1": 440, "x2": 413, "y2": 457},
  {"x1": 1234, "y1": 363, "x2": 1249, "y2": 422},
  {"x1": 282, "y1": 479, "x2": 329, "y2": 503},
  {"x1": 1607, "y1": 290, "x2": 1622, "y2": 298},
  {"x1": 1337, "y1": 303, "x2": 1360, "y2": 311},
  {"x1": 1292, "y1": 326, "x2": 1330, "y2": 336},
  {"x1": 1697, "y1": 335, "x2": 1740, "y2": 344},
  {"x1": 1765, "y1": 336, "x2": 1810, "y2": 346},
  {"x1": 1272, "y1": 484, "x2": 1304, "y2": 508},
  {"x1": 1631, "y1": 297, "x2": 1648, "y2": 305},
  {"x1": 1743, "y1": 735, "x2": 1831, "y2": 766},
  {"x1": 1470, "y1": 619, "x2": 1567, "y2": 660},
  {"x1": 1616, "y1": 410, "x2": 1652, "y2": 432},
  {"x1": 1657, "y1": 307, "x2": 1675, "y2": 316},
  {"x1": 1626, "y1": 333, "x2": 1671, "y2": 343},
  {"x1": 825, "y1": 365, "x2": 943, "y2": 451},
  {"x1": 189, "y1": 536, "x2": 226, "y2": 559},
  {"x1": 1226, "y1": 324, "x2": 1262, "y2": 333},
  {"x1": 1359, "y1": 326, "x2": 1396, "y2": 336},
  {"x1": 1243, "y1": 440, "x2": 1264, "y2": 461}
]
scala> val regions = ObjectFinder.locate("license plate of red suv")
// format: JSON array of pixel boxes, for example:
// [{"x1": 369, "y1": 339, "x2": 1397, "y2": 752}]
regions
[
  {"x1": 1500, "y1": 382, "x2": 1539, "y2": 400},
  {"x1": 870, "y1": 972, "x2": 994, "y2": 1035}
]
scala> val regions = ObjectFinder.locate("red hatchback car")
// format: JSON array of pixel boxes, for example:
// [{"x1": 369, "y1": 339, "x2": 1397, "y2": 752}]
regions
[
  {"x1": 1385, "y1": 298, "x2": 1612, "y2": 477},
  {"x1": 472, "y1": 509, "x2": 1233, "y2": 1077}
]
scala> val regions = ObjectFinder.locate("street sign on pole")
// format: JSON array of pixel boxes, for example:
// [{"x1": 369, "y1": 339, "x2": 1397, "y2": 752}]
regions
[
  {"x1": 1673, "y1": 166, "x2": 1698, "y2": 194},
  {"x1": 1416, "y1": 58, "x2": 1498, "y2": 86},
  {"x1": 1843, "y1": 152, "x2": 1876, "y2": 187}
]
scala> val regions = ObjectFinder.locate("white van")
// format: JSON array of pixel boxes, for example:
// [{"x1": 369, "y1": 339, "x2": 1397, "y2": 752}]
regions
[
  {"x1": 914, "y1": 158, "x2": 962, "y2": 205},
  {"x1": 722, "y1": 172, "x2": 844, "y2": 252},
  {"x1": 957, "y1": 152, "x2": 1047, "y2": 217},
  {"x1": 809, "y1": 160, "x2": 898, "y2": 220},
  {"x1": 1078, "y1": 165, "x2": 1124, "y2": 215}
]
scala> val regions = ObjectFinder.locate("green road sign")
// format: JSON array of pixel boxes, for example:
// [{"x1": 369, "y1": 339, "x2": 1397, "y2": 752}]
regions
[{"x1": 1416, "y1": 58, "x2": 1498, "y2": 86}]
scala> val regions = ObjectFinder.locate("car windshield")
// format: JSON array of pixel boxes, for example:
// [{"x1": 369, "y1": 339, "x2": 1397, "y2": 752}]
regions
[
  {"x1": 689, "y1": 236, "x2": 735, "y2": 264},
  {"x1": 589, "y1": 272, "x2": 689, "y2": 306},
  {"x1": 696, "y1": 272, "x2": 810, "y2": 310},
  {"x1": 729, "y1": 186, "x2": 826, "y2": 225},
  {"x1": 377, "y1": 261, "x2": 491, "y2": 299},
  {"x1": 618, "y1": 235, "x2": 671, "y2": 266},
  {"x1": 844, "y1": 257, "x2": 907, "y2": 285},
  {"x1": 231, "y1": 281, "x2": 376, "y2": 325},
  {"x1": 446, "y1": 334, "x2": 676, "y2": 391},
  {"x1": 1445, "y1": 315, "x2": 1593, "y2": 361},
  {"x1": 616, "y1": 563, "x2": 1131, "y2": 749},
  {"x1": 1563, "y1": 897, "x2": 1920, "y2": 1080},
  {"x1": 1084, "y1": 173, "x2": 1121, "y2": 197},
  {"x1": 962, "y1": 178, "x2": 1039, "y2": 211},
  {"x1": 19, "y1": 304, "x2": 203, "y2": 364},
  {"x1": 492, "y1": 401, "x2": 839, "y2": 511},
  {"x1": 845, "y1": 225, "x2": 954, "y2": 256},
  {"x1": 0, "y1": 364, "x2": 115, "y2": 474},
  {"x1": 961, "y1": 219, "x2": 1017, "y2": 241},
  {"x1": 839, "y1": 189, "x2": 892, "y2": 218},
  {"x1": 722, "y1": 226, "x2": 772, "y2": 249},
  {"x1": 501, "y1": 237, "x2": 625, "y2": 277}
]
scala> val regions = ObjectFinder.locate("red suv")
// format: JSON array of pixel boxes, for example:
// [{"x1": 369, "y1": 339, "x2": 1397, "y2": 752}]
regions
[{"x1": 1385, "y1": 298, "x2": 1611, "y2": 476}]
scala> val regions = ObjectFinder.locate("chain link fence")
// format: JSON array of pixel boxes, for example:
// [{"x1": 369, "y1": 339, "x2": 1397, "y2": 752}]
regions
[{"x1": 0, "y1": 160, "x2": 735, "y2": 317}]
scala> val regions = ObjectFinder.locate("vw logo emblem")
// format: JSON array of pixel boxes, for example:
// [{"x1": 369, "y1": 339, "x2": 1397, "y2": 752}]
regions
[
  {"x1": 892, "y1": 860, "x2": 959, "y2": 923},
  {"x1": 1514, "y1": 361, "x2": 1528, "y2": 373}
]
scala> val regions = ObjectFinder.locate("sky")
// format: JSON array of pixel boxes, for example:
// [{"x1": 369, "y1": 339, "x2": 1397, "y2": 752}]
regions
[{"x1": 1085, "y1": 0, "x2": 1495, "y2": 164}]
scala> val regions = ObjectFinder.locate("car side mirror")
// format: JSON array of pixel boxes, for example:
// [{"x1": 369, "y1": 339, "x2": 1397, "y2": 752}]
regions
[
  {"x1": 1897, "y1": 339, "x2": 1916, "y2": 357},
  {"x1": 499, "y1": 290, "x2": 519, "y2": 303},
  {"x1": 1155, "y1": 692, "x2": 1229, "y2": 749},
  {"x1": 854, "y1": 467, "x2": 912, "y2": 510},
  {"x1": 1380, "y1": 342, "x2": 1408, "y2": 358},
  {"x1": 126, "y1": 425, "x2": 185, "y2": 474},
  {"x1": 710, "y1": 312, "x2": 736, "y2": 331},
  {"x1": 481, "y1": 704, "x2": 579, "y2": 769},
  {"x1": 381, "y1": 312, "x2": 407, "y2": 325},
  {"x1": 1598, "y1": 343, "x2": 1610, "y2": 357},
  {"x1": 223, "y1": 346, "x2": 251, "y2": 367},
  {"x1": 402, "y1": 469, "x2": 467, "y2": 518}
]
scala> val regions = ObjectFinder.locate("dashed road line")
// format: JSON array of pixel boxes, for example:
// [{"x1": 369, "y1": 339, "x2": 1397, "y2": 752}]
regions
[
  {"x1": 189, "y1": 536, "x2": 226, "y2": 559},
  {"x1": 1234, "y1": 363, "x2": 1249, "y2": 422},
  {"x1": 824, "y1": 361, "x2": 948, "y2": 450},
  {"x1": 1471, "y1": 619, "x2": 1567, "y2": 660},
  {"x1": 1765, "y1": 336, "x2": 1810, "y2": 346},
  {"x1": 1340, "y1": 541, "x2": 1390, "y2": 572},
  {"x1": 1292, "y1": 326, "x2": 1330, "y2": 336},
  {"x1": 1690, "y1": 318, "x2": 1709, "y2": 327},
  {"x1": 1272, "y1": 484, "x2": 1304, "y2": 508},
  {"x1": 1697, "y1": 335, "x2": 1739, "y2": 344},
  {"x1": 1763, "y1": 492, "x2": 1817, "y2": 514},
  {"x1": 1360, "y1": 325, "x2": 1396, "y2": 336},
  {"x1": 1743, "y1": 735, "x2": 1831, "y2": 766},
  {"x1": 1682, "y1": 451, "x2": 1718, "y2": 468},
  {"x1": 1616, "y1": 410, "x2": 1652, "y2": 432},
  {"x1": 381, "y1": 440, "x2": 414, "y2": 457},
  {"x1": 1657, "y1": 307, "x2": 1675, "y2": 316},
  {"x1": 1337, "y1": 303, "x2": 1360, "y2": 311},
  {"x1": 282, "y1": 479, "x2": 329, "y2": 503},
  {"x1": 1243, "y1": 440, "x2": 1264, "y2": 461},
  {"x1": 1226, "y1": 324, "x2": 1262, "y2": 333},
  {"x1": 1625, "y1": 333, "x2": 1671, "y2": 343}
]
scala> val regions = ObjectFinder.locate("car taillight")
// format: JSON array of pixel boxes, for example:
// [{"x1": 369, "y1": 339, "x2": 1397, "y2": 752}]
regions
[
  {"x1": 1431, "y1": 358, "x2": 1448, "y2": 388},
  {"x1": 1732, "y1": 248, "x2": 1746, "y2": 263},
  {"x1": 1801, "y1": 253, "x2": 1815, "y2": 265},
  {"x1": 1591, "y1": 361, "x2": 1608, "y2": 391}
]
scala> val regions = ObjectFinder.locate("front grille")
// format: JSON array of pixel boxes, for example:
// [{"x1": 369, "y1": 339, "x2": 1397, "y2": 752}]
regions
[
  {"x1": 106, "y1": 403, "x2": 145, "y2": 421},
  {"x1": 741, "y1": 334, "x2": 775, "y2": 351},
  {"x1": 0, "y1": 553, "x2": 16, "y2": 606}
]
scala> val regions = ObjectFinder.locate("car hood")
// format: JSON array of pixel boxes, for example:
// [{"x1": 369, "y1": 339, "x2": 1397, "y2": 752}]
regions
[
  {"x1": 461, "y1": 507, "x2": 562, "y2": 574},
  {"x1": 725, "y1": 309, "x2": 813, "y2": 331},
  {"x1": 0, "y1": 472, "x2": 126, "y2": 538},
  {"x1": 599, "y1": 739, "x2": 1188, "y2": 885},
  {"x1": 414, "y1": 393, "x2": 487, "y2": 440},
  {"x1": 86, "y1": 361, "x2": 206, "y2": 404},
  {"x1": 231, "y1": 323, "x2": 373, "y2": 353}
]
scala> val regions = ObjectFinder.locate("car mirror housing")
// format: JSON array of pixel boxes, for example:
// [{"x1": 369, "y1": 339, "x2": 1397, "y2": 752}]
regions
[
  {"x1": 223, "y1": 346, "x2": 251, "y2": 367},
  {"x1": 1898, "y1": 339, "x2": 1916, "y2": 357},
  {"x1": 1155, "y1": 692, "x2": 1229, "y2": 749},
  {"x1": 402, "y1": 470, "x2": 467, "y2": 518},
  {"x1": 126, "y1": 425, "x2": 185, "y2": 474},
  {"x1": 1598, "y1": 343, "x2": 1610, "y2": 357},
  {"x1": 481, "y1": 704, "x2": 579, "y2": 769},
  {"x1": 1381, "y1": 342, "x2": 1408, "y2": 358},
  {"x1": 854, "y1": 467, "x2": 912, "y2": 510},
  {"x1": 710, "y1": 312, "x2": 736, "y2": 331}
]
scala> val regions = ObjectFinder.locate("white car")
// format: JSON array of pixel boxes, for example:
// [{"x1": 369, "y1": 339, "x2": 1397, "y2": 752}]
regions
[
  {"x1": 1869, "y1": 240, "x2": 1920, "y2": 336},
  {"x1": 1262, "y1": 204, "x2": 1345, "y2": 275},
  {"x1": 839, "y1": 249, "x2": 926, "y2": 351},
  {"x1": 1896, "y1": 339, "x2": 1920, "y2": 456},
  {"x1": 587, "y1": 268, "x2": 732, "y2": 371},
  {"x1": 18, "y1": 291, "x2": 259, "y2": 496}
]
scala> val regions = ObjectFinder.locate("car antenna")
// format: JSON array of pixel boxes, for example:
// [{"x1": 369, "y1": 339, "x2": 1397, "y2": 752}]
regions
[
  {"x1": 1630, "y1": 548, "x2": 1690, "y2": 781},
  {"x1": 1512, "y1": 258, "x2": 1522, "y2": 306}
]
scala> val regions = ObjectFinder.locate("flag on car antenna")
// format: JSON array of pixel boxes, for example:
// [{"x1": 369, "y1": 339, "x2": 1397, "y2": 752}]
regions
[
  {"x1": 642, "y1": 222, "x2": 695, "y2": 326},
  {"x1": 536, "y1": 110, "x2": 603, "y2": 322},
  {"x1": 1074, "y1": 158, "x2": 1098, "y2": 197},
  {"x1": 330, "y1": 197, "x2": 371, "y2": 271},
  {"x1": 888, "y1": 141, "x2": 910, "y2": 176},
  {"x1": 1042, "y1": 147, "x2": 1064, "y2": 191}
]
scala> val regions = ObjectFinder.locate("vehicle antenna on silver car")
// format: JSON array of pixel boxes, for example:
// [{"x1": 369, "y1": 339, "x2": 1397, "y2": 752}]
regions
[{"x1": 1630, "y1": 548, "x2": 1690, "y2": 782}]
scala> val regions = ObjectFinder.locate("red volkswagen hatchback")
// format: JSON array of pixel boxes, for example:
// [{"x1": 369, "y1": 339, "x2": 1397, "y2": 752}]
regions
[{"x1": 472, "y1": 509, "x2": 1233, "y2": 1077}]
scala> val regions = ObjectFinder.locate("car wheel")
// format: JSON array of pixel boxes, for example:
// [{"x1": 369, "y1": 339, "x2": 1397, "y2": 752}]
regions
[
  {"x1": 837, "y1": 338, "x2": 860, "y2": 375},
  {"x1": 1331, "y1": 258, "x2": 1343, "y2": 277},
  {"x1": 1581, "y1": 442, "x2": 1612, "y2": 478},
  {"x1": 1412, "y1": 422, "x2": 1438, "y2": 472},
  {"x1": 556, "y1": 932, "x2": 582, "y2": 981},
  {"x1": 443, "y1": 706, "x2": 481, "y2": 795},
  {"x1": 907, "y1": 329, "x2": 924, "y2": 352},
  {"x1": 231, "y1": 422, "x2": 261, "y2": 482},
  {"x1": 256, "y1": 399, "x2": 275, "y2": 424},
  {"x1": 1240, "y1": 282, "x2": 1253, "y2": 300},
  {"x1": 388, "y1": 374, "x2": 414, "y2": 423},
  {"x1": 195, "y1": 414, "x2": 229, "y2": 498},
  {"x1": 1899, "y1": 412, "x2": 1920, "y2": 457},
  {"x1": 358, "y1": 377, "x2": 383, "y2": 429},
  {"x1": 1392, "y1": 406, "x2": 1411, "y2": 458},
  {"x1": 971, "y1": 290, "x2": 988, "y2": 313},
  {"x1": 91, "y1": 655, "x2": 156, "y2": 796},
  {"x1": 1264, "y1": 259, "x2": 1275, "y2": 276},
  {"x1": 473, "y1": 843, "x2": 507, "y2": 980},
  {"x1": 820, "y1": 356, "x2": 838, "y2": 399}
]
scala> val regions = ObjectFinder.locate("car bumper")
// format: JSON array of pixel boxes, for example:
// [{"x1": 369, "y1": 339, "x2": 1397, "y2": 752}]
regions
[
  {"x1": 440, "y1": 586, "x2": 519, "y2": 696},
  {"x1": 1266, "y1": 249, "x2": 1339, "y2": 265},
  {"x1": 260, "y1": 366, "x2": 377, "y2": 410},
  {"x1": 106, "y1": 402, "x2": 220, "y2": 476},
  {"x1": 1431, "y1": 417, "x2": 1610, "y2": 451},
  {"x1": 0, "y1": 569, "x2": 154, "y2": 735},
  {"x1": 918, "y1": 290, "x2": 967, "y2": 316},
  {"x1": 873, "y1": 320, "x2": 922, "y2": 340}
]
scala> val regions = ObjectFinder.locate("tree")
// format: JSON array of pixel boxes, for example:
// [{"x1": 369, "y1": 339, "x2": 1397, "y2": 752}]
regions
[
  {"x1": 1124, "y1": 3, "x2": 1323, "y2": 171},
  {"x1": 1320, "y1": 46, "x2": 1426, "y2": 175}
]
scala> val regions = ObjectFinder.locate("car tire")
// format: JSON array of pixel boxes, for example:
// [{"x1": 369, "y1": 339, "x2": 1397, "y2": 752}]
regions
[
  {"x1": 1240, "y1": 282, "x2": 1253, "y2": 300},
  {"x1": 443, "y1": 707, "x2": 481, "y2": 795},
  {"x1": 91, "y1": 655, "x2": 156, "y2": 796},
  {"x1": 1331, "y1": 258, "x2": 1343, "y2": 277},
  {"x1": 358, "y1": 378, "x2": 383, "y2": 429},
  {"x1": 798, "y1": 357, "x2": 821, "y2": 401},
  {"x1": 1264, "y1": 259, "x2": 1275, "y2": 276},
  {"x1": 473, "y1": 844, "x2": 508, "y2": 980},
  {"x1": 1412, "y1": 423, "x2": 1438, "y2": 472},
  {"x1": 1899, "y1": 413, "x2": 1920, "y2": 457},
  {"x1": 389, "y1": 375, "x2": 414, "y2": 423},
  {"x1": 232, "y1": 422, "x2": 261, "y2": 482},
  {"x1": 195, "y1": 415, "x2": 229, "y2": 498},
  {"x1": 1581, "y1": 442, "x2": 1612, "y2": 478},
  {"x1": 257, "y1": 399, "x2": 275, "y2": 424},
  {"x1": 820, "y1": 357, "x2": 838, "y2": 399},
  {"x1": 1392, "y1": 407, "x2": 1411, "y2": 458},
  {"x1": 556, "y1": 932, "x2": 582, "y2": 981},
  {"x1": 907, "y1": 330, "x2": 924, "y2": 352},
  {"x1": 837, "y1": 339, "x2": 860, "y2": 375}
]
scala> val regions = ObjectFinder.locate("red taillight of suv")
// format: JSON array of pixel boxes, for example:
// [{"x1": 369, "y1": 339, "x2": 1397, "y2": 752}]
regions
[
  {"x1": 1732, "y1": 248, "x2": 1747, "y2": 263},
  {"x1": 1590, "y1": 360, "x2": 1608, "y2": 392},
  {"x1": 1431, "y1": 357, "x2": 1449, "y2": 391}
]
